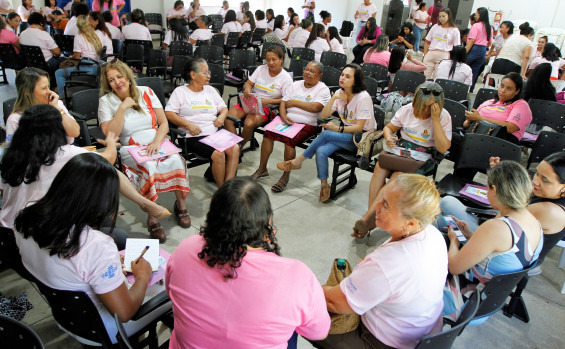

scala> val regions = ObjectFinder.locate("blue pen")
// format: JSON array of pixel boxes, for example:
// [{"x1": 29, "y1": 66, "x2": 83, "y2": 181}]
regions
[{"x1": 134, "y1": 245, "x2": 150, "y2": 264}]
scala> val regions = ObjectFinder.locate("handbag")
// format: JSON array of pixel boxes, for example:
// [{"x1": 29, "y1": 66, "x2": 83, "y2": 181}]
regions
[
  {"x1": 468, "y1": 120, "x2": 507, "y2": 138},
  {"x1": 59, "y1": 57, "x2": 81, "y2": 69},
  {"x1": 354, "y1": 129, "x2": 384, "y2": 170},
  {"x1": 325, "y1": 259, "x2": 360, "y2": 335},
  {"x1": 378, "y1": 150, "x2": 426, "y2": 173}
]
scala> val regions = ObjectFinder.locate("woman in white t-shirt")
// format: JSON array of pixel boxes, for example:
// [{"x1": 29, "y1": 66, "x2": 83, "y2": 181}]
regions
[
  {"x1": 17, "y1": 0, "x2": 37, "y2": 22},
  {"x1": 54, "y1": 15, "x2": 111, "y2": 96},
  {"x1": 302, "y1": 0, "x2": 315, "y2": 19},
  {"x1": 167, "y1": 0, "x2": 188, "y2": 26},
  {"x1": 265, "y1": 8, "x2": 274, "y2": 32},
  {"x1": 241, "y1": 10, "x2": 255, "y2": 34},
  {"x1": 162, "y1": 18, "x2": 190, "y2": 50},
  {"x1": 217, "y1": 1, "x2": 230, "y2": 20},
  {"x1": 277, "y1": 64, "x2": 377, "y2": 203},
  {"x1": 435, "y1": 45, "x2": 473, "y2": 86},
  {"x1": 121, "y1": 8, "x2": 151, "y2": 41},
  {"x1": 225, "y1": 45, "x2": 293, "y2": 149},
  {"x1": 353, "y1": 82, "x2": 452, "y2": 238},
  {"x1": 165, "y1": 58, "x2": 240, "y2": 187},
  {"x1": 254, "y1": 9, "x2": 267, "y2": 29},
  {"x1": 42, "y1": 0, "x2": 68, "y2": 30},
  {"x1": 102, "y1": 9, "x2": 124, "y2": 40},
  {"x1": 272, "y1": 15, "x2": 286, "y2": 41},
  {"x1": 319, "y1": 10, "x2": 331, "y2": 32},
  {"x1": 305, "y1": 23, "x2": 330, "y2": 61},
  {"x1": 328, "y1": 26, "x2": 344, "y2": 54},
  {"x1": 412, "y1": 2, "x2": 428, "y2": 52},
  {"x1": 221, "y1": 9, "x2": 242, "y2": 44},
  {"x1": 527, "y1": 43, "x2": 565, "y2": 80},
  {"x1": 423, "y1": 8, "x2": 460, "y2": 79},
  {"x1": 187, "y1": 0, "x2": 205, "y2": 31},
  {"x1": 495, "y1": 22, "x2": 535, "y2": 77},
  {"x1": 12, "y1": 151, "x2": 172, "y2": 345},
  {"x1": 0, "y1": 0, "x2": 14, "y2": 16}
]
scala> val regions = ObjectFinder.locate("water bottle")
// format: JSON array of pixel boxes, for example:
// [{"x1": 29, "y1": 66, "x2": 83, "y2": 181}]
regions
[{"x1": 337, "y1": 259, "x2": 346, "y2": 279}]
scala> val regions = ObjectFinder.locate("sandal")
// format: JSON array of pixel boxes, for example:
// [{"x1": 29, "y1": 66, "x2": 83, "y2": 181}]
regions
[
  {"x1": 252, "y1": 168, "x2": 269, "y2": 180},
  {"x1": 319, "y1": 183, "x2": 330, "y2": 203},
  {"x1": 271, "y1": 179, "x2": 288, "y2": 193},
  {"x1": 351, "y1": 219, "x2": 371, "y2": 239},
  {"x1": 147, "y1": 219, "x2": 166, "y2": 243},
  {"x1": 174, "y1": 200, "x2": 192, "y2": 228},
  {"x1": 276, "y1": 160, "x2": 302, "y2": 172}
]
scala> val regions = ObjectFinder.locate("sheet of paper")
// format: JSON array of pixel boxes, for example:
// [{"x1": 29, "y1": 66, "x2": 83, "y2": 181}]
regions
[
  {"x1": 199, "y1": 129, "x2": 243, "y2": 152},
  {"x1": 263, "y1": 116, "x2": 305, "y2": 139},
  {"x1": 123, "y1": 239, "x2": 160, "y2": 272},
  {"x1": 465, "y1": 185, "x2": 487, "y2": 199}
]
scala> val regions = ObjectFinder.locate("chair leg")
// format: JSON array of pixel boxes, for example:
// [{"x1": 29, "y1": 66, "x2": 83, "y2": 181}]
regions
[
  {"x1": 503, "y1": 275, "x2": 530, "y2": 323},
  {"x1": 330, "y1": 161, "x2": 340, "y2": 200},
  {"x1": 558, "y1": 247, "x2": 565, "y2": 269}
]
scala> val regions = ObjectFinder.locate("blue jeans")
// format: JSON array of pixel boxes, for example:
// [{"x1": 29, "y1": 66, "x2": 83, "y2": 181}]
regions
[
  {"x1": 55, "y1": 64, "x2": 98, "y2": 98},
  {"x1": 413, "y1": 25, "x2": 424, "y2": 52},
  {"x1": 46, "y1": 56, "x2": 67, "y2": 73},
  {"x1": 302, "y1": 130, "x2": 357, "y2": 180},
  {"x1": 354, "y1": 21, "x2": 366, "y2": 43},
  {"x1": 467, "y1": 44, "x2": 487, "y2": 91},
  {"x1": 434, "y1": 195, "x2": 480, "y2": 232}
]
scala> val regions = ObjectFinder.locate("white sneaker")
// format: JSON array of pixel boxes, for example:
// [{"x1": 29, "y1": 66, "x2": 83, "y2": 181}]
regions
[{"x1": 528, "y1": 266, "x2": 542, "y2": 276}]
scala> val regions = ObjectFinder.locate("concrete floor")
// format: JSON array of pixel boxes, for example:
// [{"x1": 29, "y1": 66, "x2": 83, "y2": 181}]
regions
[{"x1": 1, "y1": 58, "x2": 565, "y2": 348}]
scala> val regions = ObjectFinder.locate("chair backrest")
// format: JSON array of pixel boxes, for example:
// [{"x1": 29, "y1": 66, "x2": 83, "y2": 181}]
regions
[
  {"x1": 112, "y1": 39, "x2": 124, "y2": 60},
  {"x1": 320, "y1": 51, "x2": 347, "y2": 70},
  {"x1": 455, "y1": 133, "x2": 522, "y2": 172},
  {"x1": 208, "y1": 14, "x2": 222, "y2": 23},
  {"x1": 361, "y1": 62, "x2": 388, "y2": 80},
  {"x1": 527, "y1": 131, "x2": 565, "y2": 169},
  {"x1": 194, "y1": 45, "x2": 223, "y2": 64},
  {"x1": 21, "y1": 45, "x2": 49, "y2": 71},
  {"x1": 528, "y1": 98, "x2": 565, "y2": 133},
  {"x1": 476, "y1": 268, "x2": 530, "y2": 319},
  {"x1": 291, "y1": 47, "x2": 315, "y2": 62},
  {"x1": 225, "y1": 31, "x2": 240, "y2": 47},
  {"x1": 415, "y1": 291, "x2": 480, "y2": 349},
  {"x1": 3, "y1": 97, "x2": 16, "y2": 125},
  {"x1": 436, "y1": 78, "x2": 469, "y2": 102},
  {"x1": 228, "y1": 49, "x2": 256, "y2": 71},
  {"x1": 239, "y1": 30, "x2": 253, "y2": 46},
  {"x1": 0, "y1": 314, "x2": 45, "y2": 349},
  {"x1": 261, "y1": 42, "x2": 286, "y2": 60},
  {"x1": 251, "y1": 28, "x2": 266, "y2": 43},
  {"x1": 211, "y1": 18, "x2": 224, "y2": 32},
  {"x1": 0, "y1": 43, "x2": 19, "y2": 67},
  {"x1": 19, "y1": 22, "x2": 30, "y2": 34},
  {"x1": 321, "y1": 66, "x2": 341, "y2": 88},
  {"x1": 364, "y1": 76, "x2": 379, "y2": 100},
  {"x1": 288, "y1": 59, "x2": 310, "y2": 78},
  {"x1": 170, "y1": 55, "x2": 191, "y2": 82},
  {"x1": 136, "y1": 77, "x2": 166, "y2": 107},
  {"x1": 211, "y1": 33, "x2": 224, "y2": 48},
  {"x1": 390, "y1": 70, "x2": 426, "y2": 93},
  {"x1": 54, "y1": 34, "x2": 74, "y2": 55},
  {"x1": 195, "y1": 39, "x2": 211, "y2": 46},
  {"x1": 124, "y1": 39, "x2": 153, "y2": 61},
  {"x1": 35, "y1": 281, "x2": 113, "y2": 347},
  {"x1": 487, "y1": 73, "x2": 505, "y2": 89},
  {"x1": 71, "y1": 89, "x2": 100, "y2": 122},
  {"x1": 374, "y1": 106, "x2": 385, "y2": 131},
  {"x1": 339, "y1": 20, "x2": 354, "y2": 37},
  {"x1": 443, "y1": 99, "x2": 467, "y2": 130},
  {"x1": 124, "y1": 43, "x2": 144, "y2": 65},
  {"x1": 209, "y1": 62, "x2": 225, "y2": 96},
  {"x1": 146, "y1": 49, "x2": 167, "y2": 78},
  {"x1": 169, "y1": 41, "x2": 192, "y2": 57},
  {"x1": 473, "y1": 88, "x2": 497, "y2": 109},
  {"x1": 145, "y1": 13, "x2": 163, "y2": 27},
  {"x1": 75, "y1": 118, "x2": 92, "y2": 147}
]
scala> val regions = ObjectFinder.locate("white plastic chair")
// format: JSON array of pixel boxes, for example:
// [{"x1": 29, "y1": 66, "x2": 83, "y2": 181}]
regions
[
  {"x1": 551, "y1": 80, "x2": 565, "y2": 92},
  {"x1": 557, "y1": 240, "x2": 565, "y2": 294}
]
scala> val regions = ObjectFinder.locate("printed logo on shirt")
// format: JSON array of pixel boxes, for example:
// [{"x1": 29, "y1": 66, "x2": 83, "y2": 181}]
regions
[
  {"x1": 345, "y1": 277, "x2": 358, "y2": 293},
  {"x1": 255, "y1": 80, "x2": 275, "y2": 93},
  {"x1": 306, "y1": 94, "x2": 312, "y2": 101},
  {"x1": 433, "y1": 34, "x2": 448, "y2": 42},
  {"x1": 101, "y1": 265, "x2": 118, "y2": 279},
  {"x1": 404, "y1": 126, "x2": 431, "y2": 143},
  {"x1": 483, "y1": 104, "x2": 507, "y2": 112},
  {"x1": 190, "y1": 99, "x2": 214, "y2": 109}
]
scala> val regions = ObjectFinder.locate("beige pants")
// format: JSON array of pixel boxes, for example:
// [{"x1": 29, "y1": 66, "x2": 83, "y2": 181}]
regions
[{"x1": 423, "y1": 50, "x2": 450, "y2": 79}]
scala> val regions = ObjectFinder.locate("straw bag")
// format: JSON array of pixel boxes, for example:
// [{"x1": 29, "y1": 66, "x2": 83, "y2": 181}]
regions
[
  {"x1": 325, "y1": 259, "x2": 360, "y2": 334},
  {"x1": 354, "y1": 130, "x2": 384, "y2": 170}
]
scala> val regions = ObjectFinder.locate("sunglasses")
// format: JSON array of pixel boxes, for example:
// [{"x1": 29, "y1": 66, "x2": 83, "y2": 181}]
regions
[
  {"x1": 101, "y1": 57, "x2": 119, "y2": 68},
  {"x1": 421, "y1": 87, "x2": 442, "y2": 96}
]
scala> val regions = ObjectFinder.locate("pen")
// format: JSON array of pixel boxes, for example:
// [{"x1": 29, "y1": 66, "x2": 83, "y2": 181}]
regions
[{"x1": 134, "y1": 246, "x2": 150, "y2": 264}]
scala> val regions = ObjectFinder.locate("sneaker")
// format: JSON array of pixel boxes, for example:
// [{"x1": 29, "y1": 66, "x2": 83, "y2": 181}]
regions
[{"x1": 527, "y1": 266, "x2": 542, "y2": 276}]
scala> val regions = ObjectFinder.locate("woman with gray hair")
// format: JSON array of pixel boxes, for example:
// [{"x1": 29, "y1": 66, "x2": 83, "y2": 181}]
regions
[
  {"x1": 353, "y1": 81, "x2": 452, "y2": 238},
  {"x1": 312, "y1": 174, "x2": 448, "y2": 348},
  {"x1": 165, "y1": 58, "x2": 240, "y2": 188},
  {"x1": 443, "y1": 160, "x2": 543, "y2": 321}
]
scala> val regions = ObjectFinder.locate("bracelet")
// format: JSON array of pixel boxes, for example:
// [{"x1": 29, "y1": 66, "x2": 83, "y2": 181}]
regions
[{"x1": 339, "y1": 125, "x2": 344, "y2": 133}]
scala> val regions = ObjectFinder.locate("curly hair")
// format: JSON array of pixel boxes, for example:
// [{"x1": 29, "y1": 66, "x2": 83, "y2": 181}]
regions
[{"x1": 198, "y1": 177, "x2": 280, "y2": 280}]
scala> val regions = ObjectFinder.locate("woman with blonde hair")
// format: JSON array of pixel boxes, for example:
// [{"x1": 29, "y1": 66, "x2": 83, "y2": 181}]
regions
[
  {"x1": 54, "y1": 14, "x2": 113, "y2": 97},
  {"x1": 313, "y1": 174, "x2": 448, "y2": 348},
  {"x1": 98, "y1": 60, "x2": 190, "y2": 242}
]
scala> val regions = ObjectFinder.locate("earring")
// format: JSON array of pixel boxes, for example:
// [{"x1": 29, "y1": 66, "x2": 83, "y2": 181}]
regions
[
  {"x1": 402, "y1": 228, "x2": 409, "y2": 239},
  {"x1": 561, "y1": 190, "x2": 565, "y2": 197}
]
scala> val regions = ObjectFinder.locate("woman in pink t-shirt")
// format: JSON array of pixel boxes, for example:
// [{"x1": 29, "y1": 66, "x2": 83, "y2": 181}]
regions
[
  {"x1": 92, "y1": 0, "x2": 125, "y2": 28},
  {"x1": 166, "y1": 177, "x2": 330, "y2": 349},
  {"x1": 0, "y1": 15, "x2": 22, "y2": 67},
  {"x1": 363, "y1": 34, "x2": 391, "y2": 65},
  {"x1": 466, "y1": 7, "x2": 493, "y2": 90},
  {"x1": 423, "y1": 8, "x2": 460, "y2": 79},
  {"x1": 353, "y1": 82, "x2": 452, "y2": 238}
]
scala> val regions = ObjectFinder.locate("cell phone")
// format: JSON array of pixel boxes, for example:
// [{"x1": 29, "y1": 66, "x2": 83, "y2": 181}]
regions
[
  {"x1": 443, "y1": 216, "x2": 466, "y2": 242},
  {"x1": 317, "y1": 118, "x2": 330, "y2": 124},
  {"x1": 399, "y1": 149, "x2": 411, "y2": 157}
]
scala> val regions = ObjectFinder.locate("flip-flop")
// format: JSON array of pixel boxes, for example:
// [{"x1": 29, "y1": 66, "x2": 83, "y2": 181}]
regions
[
  {"x1": 271, "y1": 179, "x2": 288, "y2": 193},
  {"x1": 251, "y1": 168, "x2": 269, "y2": 180},
  {"x1": 276, "y1": 160, "x2": 302, "y2": 172}
]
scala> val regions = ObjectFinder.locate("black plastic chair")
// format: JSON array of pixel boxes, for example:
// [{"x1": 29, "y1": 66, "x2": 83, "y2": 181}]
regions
[
  {"x1": 472, "y1": 88, "x2": 497, "y2": 110},
  {"x1": 124, "y1": 39, "x2": 153, "y2": 65},
  {"x1": 145, "y1": 49, "x2": 168, "y2": 78},
  {"x1": 249, "y1": 28, "x2": 266, "y2": 59},
  {"x1": 390, "y1": 70, "x2": 426, "y2": 94},
  {"x1": 287, "y1": 59, "x2": 310, "y2": 80},
  {"x1": 210, "y1": 16, "x2": 224, "y2": 33},
  {"x1": 110, "y1": 39, "x2": 124, "y2": 61},
  {"x1": 224, "y1": 31, "x2": 240, "y2": 55},
  {"x1": 54, "y1": 34, "x2": 74, "y2": 56},
  {"x1": 320, "y1": 66, "x2": 341, "y2": 92},
  {"x1": 136, "y1": 77, "x2": 166, "y2": 107},
  {"x1": 443, "y1": 98, "x2": 467, "y2": 132},
  {"x1": 261, "y1": 42, "x2": 286, "y2": 61},
  {"x1": 2, "y1": 96, "x2": 16, "y2": 125},
  {"x1": 0, "y1": 43, "x2": 23, "y2": 71},
  {"x1": 164, "y1": 55, "x2": 190, "y2": 96},
  {"x1": 0, "y1": 227, "x2": 36, "y2": 282},
  {"x1": 329, "y1": 106, "x2": 385, "y2": 200},
  {"x1": 124, "y1": 43, "x2": 144, "y2": 72},
  {"x1": 145, "y1": 13, "x2": 165, "y2": 45},
  {"x1": 194, "y1": 45, "x2": 223, "y2": 65},
  {"x1": 364, "y1": 76, "x2": 379, "y2": 102},
  {"x1": 238, "y1": 30, "x2": 253, "y2": 48},
  {"x1": 0, "y1": 314, "x2": 45, "y2": 348},
  {"x1": 526, "y1": 131, "x2": 565, "y2": 169},
  {"x1": 209, "y1": 62, "x2": 225, "y2": 96},
  {"x1": 436, "y1": 78, "x2": 469, "y2": 105},
  {"x1": 35, "y1": 279, "x2": 171, "y2": 349},
  {"x1": 21, "y1": 45, "x2": 50, "y2": 72},
  {"x1": 67, "y1": 89, "x2": 106, "y2": 147},
  {"x1": 195, "y1": 39, "x2": 211, "y2": 46},
  {"x1": 211, "y1": 33, "x2": 224, "y2": 48},
  {"x1": 291, "y1": 47, "x2": 315, "y2": 62},
  {"x1": 18, "y1": 22, "x2": 30, "y2": 34},
  {"x1": 168, "y1": 41, "x2": 192, "y2": 57},
  {"x1": 225, "y1": 49, "x2": 256, "y2": 89},
  {"x1": 320, "y1": 51, "x2": 347, "y2": 70},
  {"x1": 339, "y1": 20, "x2": 354, "y2": 37},
  {"x1": 437, "y1": 134, "x2": 522, "y2": 208},
  {"x1": 361, "y1": 62, "x2": 387, "y2": 80},
  {"x1": 415, "y1": 291, "x2": 480, "y2": 349},
  {"x1": 528, "y1": 98, "x2": 565, "y2": 133}
]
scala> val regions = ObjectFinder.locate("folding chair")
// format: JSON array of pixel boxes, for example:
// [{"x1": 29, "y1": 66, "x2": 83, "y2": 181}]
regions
[
  {"x1": 320, "y1": 51, "x2": 347, "y2": 70},
  {"x1": 442, "y1": 98, "x2": 467, "y2": 132},
  {"x1": 124, "y1": 43, "x2": 144, "y2": 72},
  {"x1": 290, "y1": 47, "x2": 315, "y2": 62},
  {"x1": 54, "y1": 34, "x2": 74, "y2": 56},
  {"x1": 224, "y1": 31, "x2": 240, "y2": 55},
  {"x1": 249, "y1": 28, "x2": 266, "y2": 59},
  {"x1": 472, "y1": 88, "x2": 497, "y2": 109},
  {"x1": 124, "y1": 39, "x2": 153, "y2": 65},
  {"x1": 238, "y1": 30, "x2": 253, "y2": 48},
  {"x1": 0, "y1": 314, "x2": 45, "y2": 348},
  {"x1": 320, "y1": 66, "x2": 341, "y2": 93},
  {"x1": 145, "y1": 13, "x2": 165, "y2": 45},
  {"x1": 164, "y1": 55, "x2": 190, "y2": 96},
  {"x1": 209, "y1": 62, "x2": 225, "y2": 96},
  {"x1": 261, "y1": 42, "x2": 286, "y2": 61}
]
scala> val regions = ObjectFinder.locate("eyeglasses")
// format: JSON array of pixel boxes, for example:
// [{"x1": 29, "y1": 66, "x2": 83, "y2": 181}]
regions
[
  {"x1": 199, "y1": 71, "x2": 211, "y2": 77},
  {"x1": 421, "y1": 87, "x2": 442, "y2": 96},
  {"x1": 303, "y1": 67, "x2": 319, "y2": 74}
]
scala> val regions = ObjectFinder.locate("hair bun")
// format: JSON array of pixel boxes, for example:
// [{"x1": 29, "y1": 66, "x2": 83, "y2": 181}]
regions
[{"x1": 519, "y1": 22, "x2": 530, "y2": 30}]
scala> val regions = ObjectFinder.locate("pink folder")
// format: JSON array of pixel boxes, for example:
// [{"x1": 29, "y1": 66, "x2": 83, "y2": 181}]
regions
[
  {"x1": 119, "y1": 249, "x2": 170, "y2": 287},
  {"x1": 459, "y1": 184, "x2": 490, "y2": 205},
  {"x1": 127, "y1": 139, "x2": 181, "y2": 164},
  {"x1": 199, "y1": 129, "x2": 243, "y2": 152},
  {"x1": 263, "y1": 116, "x2": 305, "y2": 139}
]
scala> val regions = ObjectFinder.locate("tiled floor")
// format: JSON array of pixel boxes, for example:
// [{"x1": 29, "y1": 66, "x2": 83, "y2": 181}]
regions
[{"x1": 2, "y1": 58, "x2": 565, "y2": 348}]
